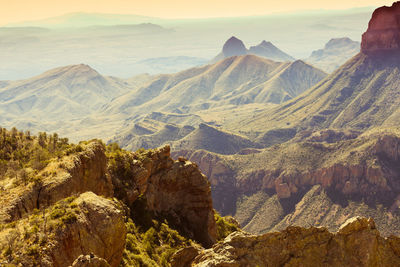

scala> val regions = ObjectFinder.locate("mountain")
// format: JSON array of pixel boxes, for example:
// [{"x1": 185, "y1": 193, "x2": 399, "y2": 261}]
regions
[
  {"x1": 213, "y1": 36, "x2": 295, "y2": 62},
  {"x1": 0, "y1": 64, "x2": 131, "y2": 121},
  {"x1": 241, "y1": 46, "x2": 400, "y2": 137},
  {"x1": 249, "y1": 40, "x2": 295, "y2": 62},
  {"x1": 213, "y1": 36, "x2": 248, "y2": 62},
  {"x1": 171, "y1": 123, "x2": 261, "y2": 155},
  {"x1": 174, "y1": 128, "x2": 400, "y2": 237},
  {"x1": 109, "y1": 118, "x2": 195, "y2": 151},
  {"x1": 2, "y1": 128, "x2": 400, "y2": 266},
  {"x1": 105, "y1": 55, "x2": 326, "y2": 117},
  {"x1": 306, "y1": 37, "x2": 360, "y2": 73}
]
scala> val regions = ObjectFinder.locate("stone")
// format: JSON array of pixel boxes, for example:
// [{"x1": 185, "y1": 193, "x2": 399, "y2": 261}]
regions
[{"x1": 361, "y1": 2, "x2": 400, "y2": 54}]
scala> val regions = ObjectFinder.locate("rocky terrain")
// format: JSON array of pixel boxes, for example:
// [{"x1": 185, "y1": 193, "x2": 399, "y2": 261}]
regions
[
  {"x1": 362, "y1": 2, "x2": 400, "y2": 54},
  {"x1": 305, "y1": 37, "x2": 360, "y2": 73},
  {"x1": 0, "y1": 129, "x2": 221, "y2": 266},
  {"x1": 188, "y1": 217, "x2": 400, "y2": 266},
  {"x1": 174, "y1": 129, "x2": 400, "y2": 237},
  {"x1": 1, "y1": 129, "x2": 400, "y2": 266}
]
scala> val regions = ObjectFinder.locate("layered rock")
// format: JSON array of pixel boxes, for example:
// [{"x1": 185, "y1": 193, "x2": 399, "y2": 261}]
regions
[
  {"x1": 112, "y1": 145, "x2": 217, "y2": 247},
  {"x1": 361, "y1": 2, "x2": 400, "y2": 54},
  {"x1": 0, "y1": 192, "x2": 126, "y2": 267},
  {"x1": 191, "y1": 217, "x2": 400, "y2": 266},
  {"x1": 1, "y1": 141, "x2": 113, "y2": 223}
]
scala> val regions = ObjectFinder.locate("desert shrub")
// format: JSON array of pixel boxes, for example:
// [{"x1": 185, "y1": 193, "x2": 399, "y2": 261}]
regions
[{"x1": 215, "y1": 212, "x2": 241, "y2": 241}]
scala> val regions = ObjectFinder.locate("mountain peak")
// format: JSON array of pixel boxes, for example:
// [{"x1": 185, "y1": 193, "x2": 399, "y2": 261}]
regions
[
  {"x1": 361, "y1": 1, "x2": 400, "y2": 54},
  {"x1": 222, "y1": 36, "x2": 247, "y2": 57},
  {"x1": 248, "y1": 40, "x2": 295, "y2": 61},
  {"x1": 325, "y1": 37, "x2": 358, "y2": 49}
]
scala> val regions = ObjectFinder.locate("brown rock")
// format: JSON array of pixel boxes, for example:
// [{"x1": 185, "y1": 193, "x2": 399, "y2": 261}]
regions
[
  {"x1": 192, "y1": 218, "x2": 400, "y2": 266},
  {"x1": 44, "y1": 192, "x2": 126, "y2": 267},
  {"x1": 170, "y1": 246, "x2": 201, "y2": 267},
  {"x1": 361, "y1": 2, "x2": 400, "y2": 54},
  {"x1": 116, "y1": 146, "x2": 217, "y2": 247},
  {"x1": 144, "y1": 146, "x2": 217, "y2": 247},
  {"x1": 1, "y1": 141, "x2": 113, "y2": 223},
  {"x1": 70, "y1": 254, "x2": 111, "y2": 267}
]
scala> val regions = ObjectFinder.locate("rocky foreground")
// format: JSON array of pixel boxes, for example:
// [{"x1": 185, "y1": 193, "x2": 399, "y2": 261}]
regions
[{"x1": 0, "y1": 133, "x2": 399, "y2": 266}]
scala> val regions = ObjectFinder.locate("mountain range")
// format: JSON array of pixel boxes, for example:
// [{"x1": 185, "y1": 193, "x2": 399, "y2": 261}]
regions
[{"x1": 213, "y1": 36, "x2": 295, "y2": 62}]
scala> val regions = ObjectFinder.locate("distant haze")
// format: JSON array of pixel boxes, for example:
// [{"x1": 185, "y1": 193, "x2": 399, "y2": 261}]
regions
[{"x1": 0, "y1": 0, "x2": 394, "y2": 25}]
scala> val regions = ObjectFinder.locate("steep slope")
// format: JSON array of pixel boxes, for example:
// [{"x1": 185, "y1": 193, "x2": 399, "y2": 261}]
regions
[
  {"x1": 212, "y1": 36, "x2": 248, "y2": 62},
  {"x1": 0, "y1": 129, "x2": 219, "y2": 266},
  {"x1": 0, "y1": 64, "x2": 130, "y2": 120},
  {"x1": 105, "y1": 55, "x2": 326, "y2": 116},
  {"x1": 306, "y1": 37, "x2": 360, "y2": 73},
  {"x1": 241, "y1": 2, "x2": 400, "y2": 135},
  {"x1": 242, "y1": 51, "x2": 400, "y2": 136},
  {"x1": 249, "y1": 40, "x2": 295, "y2": 62},
  {"x1": 174, "y1": 129, "x2": 400, "y2": 236}
]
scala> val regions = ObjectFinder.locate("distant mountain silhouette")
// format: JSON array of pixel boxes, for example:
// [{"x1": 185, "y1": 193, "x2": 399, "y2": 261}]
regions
[
  {"x1": 213, "y1": 36, "x2": 295, "y2": 62},
  {"x1": 306, "y1": 37, "x2": 360, "y2": 73}
]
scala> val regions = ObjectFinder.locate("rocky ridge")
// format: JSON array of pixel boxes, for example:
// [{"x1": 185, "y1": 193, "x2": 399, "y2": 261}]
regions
[
  {"x1": 188, "y1": 217, "x2": 400, "y2": 266},
  {"x1": 362, "y1": 1, "x2": 400, "y2": 54}
]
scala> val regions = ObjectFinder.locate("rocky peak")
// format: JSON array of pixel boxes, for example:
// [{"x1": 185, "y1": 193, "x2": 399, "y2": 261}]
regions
[
  {"x1": 222, "y1": 36, "x2": 247, "y2": 57},
  {"x1": 361, "y1": 2, "x2": 400, "y2": 54}
]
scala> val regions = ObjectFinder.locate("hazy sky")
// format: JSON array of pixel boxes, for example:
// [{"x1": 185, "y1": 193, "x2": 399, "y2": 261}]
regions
[{"x1": 0, "y1": 0, "x2": 395, "y2": 25}]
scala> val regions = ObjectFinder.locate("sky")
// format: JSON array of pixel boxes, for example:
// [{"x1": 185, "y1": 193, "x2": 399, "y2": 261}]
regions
[{"x1": 0, "y1": 0, "x2": 395, "y2": 25}]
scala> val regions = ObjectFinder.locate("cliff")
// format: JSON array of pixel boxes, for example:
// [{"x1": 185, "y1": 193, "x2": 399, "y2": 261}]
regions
[
  {"x1": 188, "y1": 217, "x2": 400, "y2": 266},
  {"x1": 0, "y1": 136, "x2": 217, "y2": 266},
  {"x1": 361, "y1": 2, "x2": 400, "y2": 54}
]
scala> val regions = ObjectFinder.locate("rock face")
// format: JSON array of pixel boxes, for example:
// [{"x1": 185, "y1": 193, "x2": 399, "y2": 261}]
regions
[
  {"x1": 361, "y1": 2, "x2": 400, "y2": 54},
  {"x1": 1, "y1": 141, "x2": 113, "y2": 223},
  {"x1": 112, "y1": 145, "x2": 217, "y2": 248},
  {"x1": 10, "y1": 192, "x2": 126, "y2": 267},
  {"x1": 222, "y1": 36, "x2": 247, "y2": 58},
  {"x1": 191, "y1": 217, "x2": 400, "y2": 266}
]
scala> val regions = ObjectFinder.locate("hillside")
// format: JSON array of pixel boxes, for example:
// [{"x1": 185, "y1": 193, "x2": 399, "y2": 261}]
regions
[
  {"x1": 105, "y1": 55, "x2": 326, "y2": 117},
  {"x1": 174, "y1": 128, "x2": 400, "y2": 237},
  {"x1": 239, "y1": 3, "x2": 400, "y2": 137},
  {"x1": 305, "y1": 37, "x2": 360, "y2": 73},
  {"x1": 1, "y1": 128, "x2": 400, "y2": 266},
  {"x1": 249, "y1": 40, "x2": 295, "y2": 62},
  {"x1": 238, "y1": 52, "x2": 400, "y2": 141},
  {"x1": 0, "y1": 128, "x2": 234, "y2": 266},
  {"x1": 171, "y1": 123, "x2": 261, "y2": 155},
  {"x1": 0, "y1": 64, "x2": 130, "y2": 120}
]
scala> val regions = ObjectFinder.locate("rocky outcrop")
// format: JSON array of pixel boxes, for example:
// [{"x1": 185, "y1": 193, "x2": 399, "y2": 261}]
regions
[
  {"x1": 43, "y1": 192, "x2": 125, "y2": 267},
  {"x1": 171, "y1": 149, "x2": 237, "y2": 215},
  {"x1": 1, "y1": 141, "x2": 113, "y2": 223},
  {"x1": 191, "y1": 217, "x2": 400, "y2": 266},
  {"x1": 113, "y1": 145, "x2": 217, "y2": 247},
  {"x1": 70, "y1": 254, "x2": 110, "y2": 267},
  {"x1": 361, "y1": 2, "x2": 400, "y2": 54}
]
